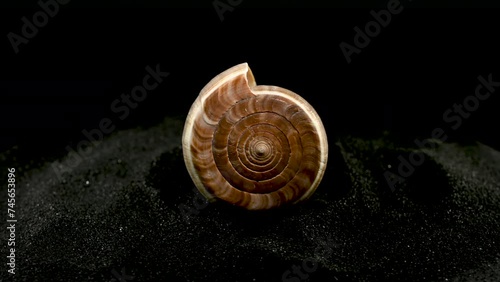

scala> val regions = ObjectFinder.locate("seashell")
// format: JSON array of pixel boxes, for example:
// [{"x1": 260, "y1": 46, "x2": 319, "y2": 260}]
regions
[{"x1": 182, "y1": 63, "x2": 328, "y2": 210}]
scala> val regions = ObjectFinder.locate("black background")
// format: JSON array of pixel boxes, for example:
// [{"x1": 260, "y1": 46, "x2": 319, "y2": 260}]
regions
[
  {"x1": 1, "y1": 4, "x2": 500, "y2": 282},
  {"x1": 2, "y1": 0, "x2": 500, "y2": 8},
  {"x1": 1, "y1": 6, "x2": 499, "y2": 166}
]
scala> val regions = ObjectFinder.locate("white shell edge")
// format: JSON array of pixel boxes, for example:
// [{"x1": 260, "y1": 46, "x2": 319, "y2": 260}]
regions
[{"x1": 182, "y1": 63, "x2": 254, "y2": 202}]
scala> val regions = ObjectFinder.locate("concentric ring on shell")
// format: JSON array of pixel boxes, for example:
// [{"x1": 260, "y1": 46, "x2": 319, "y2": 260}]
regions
[{"x1": 182, "y1": 63, "x2": 328, "y2": 210}]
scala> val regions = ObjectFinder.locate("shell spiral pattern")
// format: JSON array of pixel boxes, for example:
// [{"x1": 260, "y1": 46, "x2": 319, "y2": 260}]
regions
[{"x1": 182, "y1": 63, "x2": 328, "y2": 210}]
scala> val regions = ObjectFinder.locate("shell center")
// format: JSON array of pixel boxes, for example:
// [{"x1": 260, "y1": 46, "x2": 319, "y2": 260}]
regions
[
  {"x1": 251, "y1": 139, "x2": 272, "y2": 161},
  {"x1": 255, "y1": 141, "x2": 270, "y2": 156}
]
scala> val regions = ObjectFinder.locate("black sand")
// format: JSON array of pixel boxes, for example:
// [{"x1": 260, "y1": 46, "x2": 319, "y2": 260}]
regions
[{"x1": 1, "y1": 116, "x2": 499, "y2": 281}]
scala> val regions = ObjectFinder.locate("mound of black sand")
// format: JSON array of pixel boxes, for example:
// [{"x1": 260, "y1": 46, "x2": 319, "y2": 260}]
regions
[{"x1": 1, "y1": 117, "x2": 499, "y2": 282}]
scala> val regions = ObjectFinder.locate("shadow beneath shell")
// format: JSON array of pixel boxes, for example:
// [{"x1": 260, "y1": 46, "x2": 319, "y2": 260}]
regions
[
  {"x1": 146, "y1": 147, "x2": 193, "y2": 205},
  {"x1": 315, "y1": 141, "x2": 352, "y2": 200},
  {"x1": 147, "y1": 142, "x2": 352, "y2": 229}
]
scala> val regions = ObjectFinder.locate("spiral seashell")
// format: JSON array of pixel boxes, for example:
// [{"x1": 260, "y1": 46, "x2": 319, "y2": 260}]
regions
[{"x1": 182, "y1": 63, "x2": 328, "y2": 210}]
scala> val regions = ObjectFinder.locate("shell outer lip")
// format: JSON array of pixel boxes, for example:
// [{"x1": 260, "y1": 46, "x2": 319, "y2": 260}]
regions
[{"x1": 182, "y1": 63, "x2": 255, "y2": 202}]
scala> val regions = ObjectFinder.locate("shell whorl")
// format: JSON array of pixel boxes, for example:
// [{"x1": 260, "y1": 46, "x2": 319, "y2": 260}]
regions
[{"x1": 182, "y1": 63, "x2": 328, "y2": 210}]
